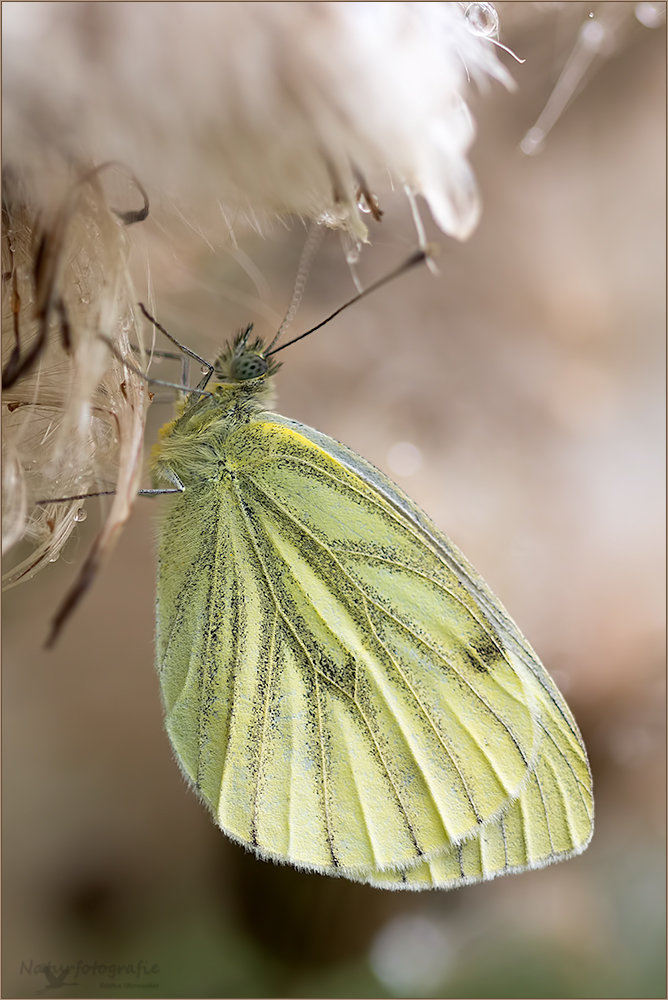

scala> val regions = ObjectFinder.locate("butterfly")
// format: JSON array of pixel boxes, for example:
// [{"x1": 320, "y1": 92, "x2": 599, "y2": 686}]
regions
[{"x1": 148, "y1": 272, "x2": 593, "y2": 891}]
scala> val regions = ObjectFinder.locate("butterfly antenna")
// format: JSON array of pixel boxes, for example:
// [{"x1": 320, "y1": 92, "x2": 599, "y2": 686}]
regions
[
  {"x1": 138, "y1": 302, "x2": 212, "y2": 373},
  {"x1": 266, "y1": 245, "x2": 437, "y2": 357},
  {"x1": 266, "y1": 223, "x2": 325, "y2": 353}
]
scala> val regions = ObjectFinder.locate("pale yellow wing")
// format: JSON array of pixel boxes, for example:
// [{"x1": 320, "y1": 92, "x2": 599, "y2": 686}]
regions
[
  {"x1": 366, "y1": 663, "x2": 594, "y2": 887},
  {"x1": 155, "y1": 411, "x2": 593, "y2": 888}
]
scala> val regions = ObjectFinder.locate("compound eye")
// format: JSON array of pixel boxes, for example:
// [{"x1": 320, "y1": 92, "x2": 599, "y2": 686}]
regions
[{"x1": 232, "y1": 353, "x2": 268, "y2": 380}]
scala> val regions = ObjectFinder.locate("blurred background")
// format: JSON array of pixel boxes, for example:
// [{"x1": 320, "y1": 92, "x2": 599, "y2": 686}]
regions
[{"x1": 3, "y1": 3, "x2": 665, "y2": 998}]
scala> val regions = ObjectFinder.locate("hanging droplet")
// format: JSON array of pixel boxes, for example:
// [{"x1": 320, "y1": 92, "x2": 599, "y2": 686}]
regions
[
  {"x1": 464, "y1": 2, "x2": 499, "y2": 39},
  {"x1": 74, "y1": 508, "x2": 87, "y2": 522},
  {"x1": 520, "y1": 126, "x2": 546, "y2": 156},
  {"x1": 357, "y1": 190, "x2": 381, "y2": 216}
]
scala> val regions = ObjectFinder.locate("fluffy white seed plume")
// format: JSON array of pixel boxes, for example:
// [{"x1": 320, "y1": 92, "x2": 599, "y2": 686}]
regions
[
  {"x1": 2, "y1": 1, "x2": 510, "y2": 640},
  {"x1": 4, "y1": 3, "x2": 510, "y2": 240}
]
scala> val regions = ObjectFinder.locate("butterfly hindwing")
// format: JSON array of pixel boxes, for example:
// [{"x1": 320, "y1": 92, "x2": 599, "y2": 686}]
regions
[{"x1": 154, "y1": 404, "x2": 593, "y2": 888}]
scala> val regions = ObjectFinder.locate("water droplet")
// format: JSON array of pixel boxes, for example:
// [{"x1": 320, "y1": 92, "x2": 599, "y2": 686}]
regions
[
  {"x1": 464, "y1": 2, "x2": 499, "y2": 38},
  {"x1": 520, "y1": 126, "x2": 546, "y2": 156},
  {"x1": 387, "y1": 441, "x2": 422, "y2": 478},
  {"x1": 74, "y1": 508, "x2": 87, "y2": 522},
  {"x1": 49, "y1": 553, "x2": 60, "y2": 563},
  {"x1": 80, "y1": 293, "x2": 91, "y2": 305},
  {"x1": 345, "y1": 243, "x2": 361, "y2": 265},
  {"x1": 357, "y1": 191, "x2": 380, "y2": 215},
  {"x1": 315, "y1": 211, "x2": 339, "y2": 227}
]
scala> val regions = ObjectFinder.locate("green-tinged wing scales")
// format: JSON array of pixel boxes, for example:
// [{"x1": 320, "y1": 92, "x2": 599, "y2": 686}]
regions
[{"x1": 153, "y1": 406, "x2": 593, "y2": 889}]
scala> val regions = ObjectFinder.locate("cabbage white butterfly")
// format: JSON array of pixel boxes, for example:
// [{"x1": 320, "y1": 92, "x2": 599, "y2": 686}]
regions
[{"x1": 148, "y1": 258, "x2": 593, "y2": 890}]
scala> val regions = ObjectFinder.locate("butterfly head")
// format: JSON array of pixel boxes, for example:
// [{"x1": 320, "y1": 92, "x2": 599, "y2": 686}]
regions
[{"x1": 214, "y1": 324, "x2": 282, "y2": 384}]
